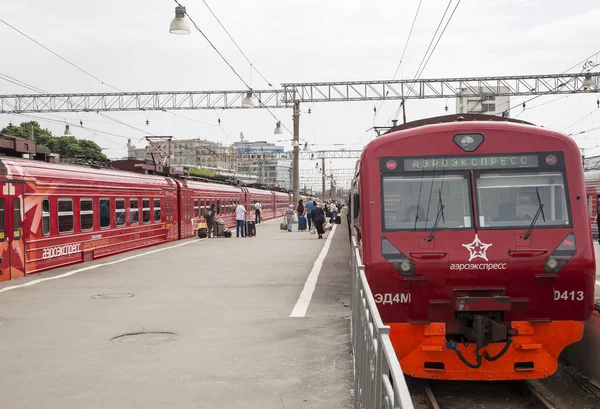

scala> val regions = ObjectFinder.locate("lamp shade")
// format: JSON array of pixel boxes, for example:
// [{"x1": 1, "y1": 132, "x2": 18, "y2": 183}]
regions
[
  {"x1": 170, "y1": 6, "x2": 191, "y2": 35},
  {"x1": 274, "y1": 121, "x2": 283, "y2": 134},
  {"x1": 64, "y1": 124, "x2": 72, "y2": 136},
  {"x1": 242, "y1": 92, "x2": 255, "y2": 108}
]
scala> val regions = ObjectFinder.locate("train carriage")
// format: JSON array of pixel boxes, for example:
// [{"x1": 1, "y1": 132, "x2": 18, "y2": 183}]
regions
[
  {"x1": 0, "y1": 157, "x2": 176, "y2": 281},
  {"x1": 351, "y1": 114, "x2": 595, "y2": 381},
  {"x1": 245, "y1": 187, "x2": 276, "y2": 221}
]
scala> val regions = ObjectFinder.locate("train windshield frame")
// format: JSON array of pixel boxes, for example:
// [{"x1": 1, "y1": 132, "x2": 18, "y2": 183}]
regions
[
  {"x1": 475, "y1": 171, "x2": 571, "y2": 229},
  {"x1": 381, "y1": 173, "x2": 473, "y2": 232}
]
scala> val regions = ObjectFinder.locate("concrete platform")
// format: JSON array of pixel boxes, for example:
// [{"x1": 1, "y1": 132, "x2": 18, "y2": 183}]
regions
[{"x1": 0, "y1": 219, "x2": 353, "y2": 409}]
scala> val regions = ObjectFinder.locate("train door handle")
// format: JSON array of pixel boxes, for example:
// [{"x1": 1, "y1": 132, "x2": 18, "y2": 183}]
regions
[
  {"x1": 409, "y1": 251, "x2": 447, "y2": 259},
  {"x1": 508, "y1": 249, "x2": 547, "y2": 257}
]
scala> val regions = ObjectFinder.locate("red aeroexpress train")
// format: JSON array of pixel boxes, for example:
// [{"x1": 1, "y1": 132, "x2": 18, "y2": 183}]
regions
[
  {"x1": 350, "y1": 114, "x2": 595, "y2": 381},
  {"x1": 0, "y1": 156, "x2": 295, "y2": 282}
]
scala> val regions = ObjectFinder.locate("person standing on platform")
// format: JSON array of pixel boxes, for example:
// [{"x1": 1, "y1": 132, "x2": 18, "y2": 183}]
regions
[
  {"x1": 254, "y1": 200, "x2": 262, "y2": 224},
  {"x1": 311, "y1": 200, "x2": 326, "y2": 239},
  {"x1": 206, "y1": 203, "x2": 216, "y2": 238},
  {"x1": 285, "y1": 204, "x2": 295, "y2": 232},
  {"x1": 329, "y1": 200, "x2": 338, "y2": 224},
  {"x1": 305, "y1": 198, "x2": 314, "y2": 230},
  {"x1": 235, "y1": 202, "x2": 248, "y2": 238},
  {"x1": 296, "y1": 199, "x2": 305, "y2": 232}
]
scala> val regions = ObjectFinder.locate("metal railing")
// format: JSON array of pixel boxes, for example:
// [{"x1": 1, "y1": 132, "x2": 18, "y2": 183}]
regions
[{"x1": 350, "y1": 234, "x2": 414, "y2": 409}]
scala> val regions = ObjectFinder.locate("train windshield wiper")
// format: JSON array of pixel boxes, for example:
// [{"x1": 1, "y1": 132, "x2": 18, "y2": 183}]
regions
[
  {"x1": 523, "y1": 188, "x2": 546, "y2": 240},
  {"x1": 427, "y1": 190, "x2": 445, "y2": 242}
]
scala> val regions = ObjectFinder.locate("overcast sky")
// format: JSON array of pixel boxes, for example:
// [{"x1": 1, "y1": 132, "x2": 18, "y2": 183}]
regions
[{"x1": 1, "y1": 0, "x2": 600, "y2": 188}]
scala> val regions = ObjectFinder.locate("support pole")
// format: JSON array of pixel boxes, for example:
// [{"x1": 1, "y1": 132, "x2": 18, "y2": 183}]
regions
[
  {"x1": 293, "y1": 101, "x2": 300, "y2": 204},
  {"x1": 322, "y1": 157, "x2": 326, "y2": 202}
]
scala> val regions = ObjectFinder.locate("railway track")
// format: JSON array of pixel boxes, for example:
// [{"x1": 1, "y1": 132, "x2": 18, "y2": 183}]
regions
[{"x1": 420, "y1": 380, "x2": 555, "y2": 409}]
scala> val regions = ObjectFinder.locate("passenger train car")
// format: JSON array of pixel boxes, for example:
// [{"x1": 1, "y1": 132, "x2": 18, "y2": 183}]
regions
[
  {"x1": 350, "y1": 114, "x2": 595, "y2": 381},
  {"x1": 0, "y1": 156, "x2": 294, "y2": 282}
]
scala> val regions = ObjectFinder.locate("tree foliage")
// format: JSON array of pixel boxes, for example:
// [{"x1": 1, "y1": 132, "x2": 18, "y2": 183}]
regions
[{"x1": 0, "y1": 121, "x2": 107, "y2": 160}]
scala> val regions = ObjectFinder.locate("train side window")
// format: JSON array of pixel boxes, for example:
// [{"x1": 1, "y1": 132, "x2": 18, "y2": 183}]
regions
[
  {"x1": 115, "y1": 199, "x2": 126, "y2": 227},
  {"x1": 216, "y1": 199, "x2": 221, "y2": 215},
  {"x1": 42, "y1": 198, "x2": 50, "y2": 236},
  {"x1": 142, "y1": 198, "x2": 151, "y2": 223},
  {"x1": 588, "y1": 195, "x2": 593, "y2": 216},
  {"x1": 13, "y1": 198, "x2": 21, "y2": 239},
  {"x1": 99, "y1": 198, "x2": 111, "y2": 228},
  {"x1": 0, "y1": 198, "x2": 4, "y2": 241},
  {"x1": 80, "y1": 199, "x2": 94, "y2": 231},
  {"x1": 58, "y1": 198, "x2": 74, "y2": 234},
  {"x1": 154, "y1": 198, "x2": 161, "y2": 222},
  {"x1": 130, "y1": 199, "x2": 139, "y2": 225},
  {"x1": 200, "y1": 200, "x2": 205, "y2": 216},
  {"x1": 194, "y1": 199, "x2": 199, "y2": 217}
]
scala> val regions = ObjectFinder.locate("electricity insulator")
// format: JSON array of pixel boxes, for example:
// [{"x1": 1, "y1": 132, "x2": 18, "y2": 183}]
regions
[
  {"x1": 146, "y1": 120, "x2": 150, "y2": 126},
  {"x1": 80, "y1": 120, "x2": 83, "y2": 127}
]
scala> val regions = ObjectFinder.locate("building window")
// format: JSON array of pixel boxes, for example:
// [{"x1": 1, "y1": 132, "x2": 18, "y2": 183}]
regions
[
  {"x1": 482, "y1": 103, "x2": 495, "y2": 112},
  {"x1": 116, "y1": 199, "x2": 126, "y2": 226},
  {"x1": 154, "y1": 198, "x2": 161, "y2": 222},
  {"x1": 99, "y1": 198, "x2": 111, "y2": 228},
  {"x1": 42, "y1": 198, "x2": 50, "y2": 236},
  {"x1": 58, "y1": 198, "x2": 74, "y2": 233},
  {"x1": 483, "y1": 95, "x2": 495, "y2": 101},
  {"x1": 80, "y1": 199, "x2": 94, "y2": 231},
  {"x1": 143, "y1": 198, "x2": 151, "y2": 223},
  {"x1": 130, "y1": 199, "x2": 139, "y2": 225}
]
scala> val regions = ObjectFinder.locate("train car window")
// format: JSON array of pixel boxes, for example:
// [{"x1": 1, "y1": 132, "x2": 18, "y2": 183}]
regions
[
  {"x1": 194, "y1": 199, "x2": 199, "y2": 217},
  {"x1": 216, "y1": 199, "x2": 221, "y2": 215},
  {"x1": 382, "y1": 175, "x2": 472, "y2": 231},
  {"x1": 589, "y1": 195, "x2": 593, "y2": 216},
  {"x1": 80, "y1": 199, "x2": 94, "y2": 231},
  {"x1": 142, "y1": 198, "x2": 151, "y2": 223},
  {"x1": 58, "y1": 198, "x2": 74, "y2": 234},
  {"x1": 99, "y1": 198, "x2": 111, "y2": 228},
  {"x1": 0, "y1": 198, "x2": 4, "y2": 241},
  {"x1": 200, "y1": 200, "x2": 205, "y2": 216},
  {"x1": 154, "y1": 198, "x2": 161, "y2": 222},
  {"x1": 115, "y1": 199, "x2": 126, "y2": 227},
  {"x1": 13, "y1": 198, "x2": 21, "y2": 239},
  {"x1": 130, "y1": 199, "x2": 139, "y2": 225},
  {"x1": 42, "y1": 198, "x2": 50, "y2": 236},
  {"x1": 476, "y1": 172, "x2": 570, "y2": 228}
]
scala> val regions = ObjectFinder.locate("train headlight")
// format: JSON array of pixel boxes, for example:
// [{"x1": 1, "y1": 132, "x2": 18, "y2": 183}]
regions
[
  {"x1": 382, "y1": 237, "x2": 415, "y2": 276},
  {"x1": 544, "y1": 233, "x2": 576, "y2": 273}
]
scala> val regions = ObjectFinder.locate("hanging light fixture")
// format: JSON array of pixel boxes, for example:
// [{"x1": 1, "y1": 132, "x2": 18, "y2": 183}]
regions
[
  {"x1": 292, "y1": 140, "x2": 299, "y2": 147},
  {"x1": 582, "y1": 72, "x2": 596, "y2": 90},
  {"x1": 274, "y1": 121, "x2": 283, "y2": 134},
  {"x1": 242, "y1": 92, "x2": 255, "y2": 108},
  {"x1": 169, "y1": 5, "x2": 191, "y2": 35},
  {"x1": 64, "y1": 124, "x2": 72, "y2": 136}
]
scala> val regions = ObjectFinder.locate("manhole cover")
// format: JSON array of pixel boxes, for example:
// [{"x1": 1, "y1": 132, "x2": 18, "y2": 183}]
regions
[
  {"x1": 110, "y1": 332, "x2": 179, "y2": 345},
  {"x1": 92, "y1": 293, "x2": 134, "y2": 299}
]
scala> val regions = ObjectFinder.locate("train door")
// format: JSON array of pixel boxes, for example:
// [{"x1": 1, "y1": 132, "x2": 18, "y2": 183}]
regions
[{"x1": 0, "y1": 181, "x2": 25, "y2": 282}]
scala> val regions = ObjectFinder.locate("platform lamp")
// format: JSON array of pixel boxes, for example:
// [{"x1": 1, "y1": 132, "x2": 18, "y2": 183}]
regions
[
  {"x1": 274, "y1": 121, "x2": 283, "y2": 135},
  {"x1": 582, "y1": 72, "x2": 597, "y2": 90},
  {"x1": 169, "y1": 5, "x2": 191, "y2": 35},
  {"x1": 64, "y1": 124, "x2": 72, "y2": 136},
  {"x1": 242, "y1": 92, "x2": 255, "y2": 108}
]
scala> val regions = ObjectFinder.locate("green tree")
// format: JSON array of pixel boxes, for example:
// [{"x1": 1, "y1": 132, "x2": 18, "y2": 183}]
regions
[{"x1": 1, "y1": 121, "x2": 107, "y2": 160}]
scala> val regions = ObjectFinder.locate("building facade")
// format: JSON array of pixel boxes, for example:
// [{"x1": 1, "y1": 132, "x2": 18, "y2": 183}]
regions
[
  {"x1": 232, "y1": 141, "x2": 292, "y2": 189},
  {"x1": 456, "y1": 86, "x2": 511, "y2": 117}
]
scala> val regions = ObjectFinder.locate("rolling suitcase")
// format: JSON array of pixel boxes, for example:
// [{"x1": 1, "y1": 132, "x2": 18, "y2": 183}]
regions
[
  {"x1": 298, "y1": 216, "x2": 307, "y2": 231},
  {"x1": 335, "y1": 215, "x2": 341, "y2": 224},
  {"x1": 246, "y1": 220, "x2": 256, "y2": 237},
  {"x1": 198, "y1": 228, "x2": 208, "y2": 238}
]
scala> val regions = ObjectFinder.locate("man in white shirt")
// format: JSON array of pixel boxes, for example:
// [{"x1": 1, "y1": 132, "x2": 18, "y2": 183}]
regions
[
  {"x1": 235, "y1": 202, "x2": 248, "y2": 238},
  {"x1": 254, "y1": 201, "x2": 262, "y2": 224}
]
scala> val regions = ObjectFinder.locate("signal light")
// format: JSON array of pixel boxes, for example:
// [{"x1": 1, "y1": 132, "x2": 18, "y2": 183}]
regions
[
  {"x1": 382, "y1": 237, "x2": 415, "y2": 276},
  {"x1": 544, "y1": 233, "x2": 576, "y2": 273}
]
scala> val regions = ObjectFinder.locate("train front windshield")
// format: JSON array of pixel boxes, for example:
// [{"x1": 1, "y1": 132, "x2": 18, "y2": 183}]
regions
[{"x1": 381, "y1": 152, "x2": 572, "y2": 231}]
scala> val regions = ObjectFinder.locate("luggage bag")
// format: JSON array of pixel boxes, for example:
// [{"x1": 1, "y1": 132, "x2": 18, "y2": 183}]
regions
[{"x1": 298, "y1": 216, "x2": 307, "y2": 231}]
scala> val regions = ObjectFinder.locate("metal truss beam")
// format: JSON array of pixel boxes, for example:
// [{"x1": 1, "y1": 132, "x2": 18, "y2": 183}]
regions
[
  {"x1": 282, "y1": 71, "x2": 600, "y2": 103},
  {"x1": 1, "y1": 71, "x2": 598, "y2": 114}
]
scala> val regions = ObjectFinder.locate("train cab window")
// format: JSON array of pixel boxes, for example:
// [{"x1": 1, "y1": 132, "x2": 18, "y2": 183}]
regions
[
  {"x1": 130, "y1": 199, "x2": 139, "y2": 225},
  {"x1": 42, "y1": 198, "x2": 50, "y2": 236},
  {"x1": 142, "y1": 198, "x2": 151, "y2": 223},
  {"x1": 382, "y1": 175, "x2": 472, "y2": 231},
  {"x1": 115, "y1": 199, "x2": 126, "y2": 227},
  {"x1": 154, "y1": 198, "x2": 161, "y2": 222},
  {"x1": 476, "y1": 172, "x2": 570, "y2": 228},
  {"x1": 194, "y1": 199, "x2": 199, "y2": 217},
  {"x1": 80, "y1": 199, "x2": 94, "y2": 231},
  {"x1": 99, "y1": 198, "x2": 111, "y2": 228},
  {"x1": 58, "y1": 198, "x2": 74, "y2": 233},
  {"x1": 13, "y1": 198, "x2": 21, "y2": 239}
]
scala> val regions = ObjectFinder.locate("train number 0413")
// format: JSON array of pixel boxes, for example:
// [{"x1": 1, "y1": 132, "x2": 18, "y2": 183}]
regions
[{"x1": 554, "y1": 290, "x2": 584, "y2": 301}]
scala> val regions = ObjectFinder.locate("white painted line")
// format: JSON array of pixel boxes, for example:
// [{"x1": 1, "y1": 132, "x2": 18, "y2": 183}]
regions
[
  {"x1": 289, "y1": 224, "x2": 337, "y2": 318},
  {"x1": 0, "y1": 239, "x2": 203, "y2": 294}
]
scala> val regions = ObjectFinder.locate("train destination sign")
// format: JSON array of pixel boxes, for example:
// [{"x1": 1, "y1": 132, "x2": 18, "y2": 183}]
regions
[{"x1": 403, "y1": 155, "x2": 539, "y2": 171}]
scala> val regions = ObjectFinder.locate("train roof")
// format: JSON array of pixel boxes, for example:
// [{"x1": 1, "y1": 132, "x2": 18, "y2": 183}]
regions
[
  {"x1": 0, "y1": 157, "x2": 171, "y2": 187},
  {"x1": 183, "y1": 178, "x2": 244, "y2": 193}
]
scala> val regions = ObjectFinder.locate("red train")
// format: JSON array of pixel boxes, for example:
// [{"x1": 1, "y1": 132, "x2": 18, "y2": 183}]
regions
[
  {"x1": 0, "y1": 154, "x2": 295, "y2": 282},
  {"x1": 350, "y1": 114, "x2": 595, "y2": 381}
]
